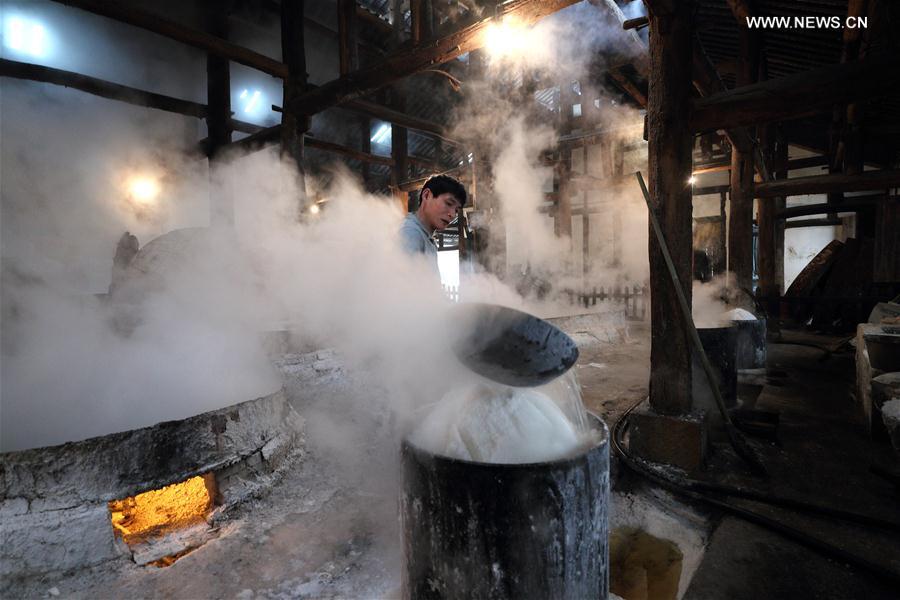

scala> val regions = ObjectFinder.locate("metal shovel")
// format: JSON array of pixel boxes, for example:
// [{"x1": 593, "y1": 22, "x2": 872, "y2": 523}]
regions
[{"x1": 451, "y1": 302, "x2": 579, "y2": 387}]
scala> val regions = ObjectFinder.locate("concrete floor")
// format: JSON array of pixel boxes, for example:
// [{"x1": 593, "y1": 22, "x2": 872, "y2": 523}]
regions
[{"x1": 7, "y1": 317, "x2": 899, "y2": 599}]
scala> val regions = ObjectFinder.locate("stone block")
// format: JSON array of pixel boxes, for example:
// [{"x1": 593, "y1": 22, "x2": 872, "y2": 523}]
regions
[
  {"x1": 628, "y1": 401, "x2": 708, "y2": 473},
  {"x1": 0, "y1": 503, "x2": 122, "y2": 578}
]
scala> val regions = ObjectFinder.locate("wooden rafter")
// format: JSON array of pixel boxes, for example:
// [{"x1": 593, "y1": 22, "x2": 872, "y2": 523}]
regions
[
  {"x1": 287, "y1": 0, "x2": 582, "y2": 116},
  {"x1": 756, "y1": 169, "x2": 900, "y2": 198},
  {"x1": 690, "y1": 56, "x2": 900, "y2": 133},
  {"x1": 55, "y1": 0, "x2": 288, "y2": 77},
  {"x1": 0, "y1": 58, "x2": 207, "y2": 118}
]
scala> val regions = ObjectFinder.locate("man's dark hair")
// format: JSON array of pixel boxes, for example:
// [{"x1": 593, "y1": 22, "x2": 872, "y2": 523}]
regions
[{"x1": 422, "y1": 175, "x2": 466, "y2": 207}]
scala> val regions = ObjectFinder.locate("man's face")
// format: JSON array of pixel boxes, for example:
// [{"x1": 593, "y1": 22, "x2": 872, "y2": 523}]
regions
[{"x1": 420, "y1": 189, "x2": 461, "y2": 232}]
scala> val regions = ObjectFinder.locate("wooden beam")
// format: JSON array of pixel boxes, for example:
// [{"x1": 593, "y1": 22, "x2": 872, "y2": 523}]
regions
[
  {"x1": 646, "y1": 0, "x2": 694, "y2": 415},
  {"x1": 787, "y1": 155, "x2": 829, "y2": 171},
  {"x1": 623, "y1": 16, "x2": 649, "y2": 30},
  {"x1": 288, "y1": 0, "x2": 581, "y2": 116},
  {"x1": 777, "y1": 195, "x2": 884, "y2": 219},
  {"x1": 692, "y1": 164, "x2": 730, "y2": 175},
  {"x1": 222, "y1": 123, "x2": 397, "y2": 168},
  {"x1": 756, "y1": 169, "x2": 900, "y2": 198},
  {"x1": 690, "y1": 57, "x2": 900, "y2": 133},
  {"x1": 306, "y1": 137, "x2": 394, "y2": 166},
  {"x1": 344, "y1": 99, "x2": 457, "y2": 144},
  {"x1": 55, "y1": 0, "x2": 289, "y2": 78},
  {"x1": 784, "y1": 218, "x2": 842, "y2": 229},
  {"x1": 608, "y1": 67, "x2": 647, "y2": 107},
  {"x1": 0, "y1": 58, "x2": 207, "y2": 118}
]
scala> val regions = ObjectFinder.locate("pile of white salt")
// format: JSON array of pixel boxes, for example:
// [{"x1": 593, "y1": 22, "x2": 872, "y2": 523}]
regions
[{"x1": 411, "y1": 374, "x2": 596, "y2": 464}]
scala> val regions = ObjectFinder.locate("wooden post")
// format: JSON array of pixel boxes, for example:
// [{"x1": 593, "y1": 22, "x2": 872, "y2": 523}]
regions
[
  {"x1": 727, "y1": 17, "x2": 759, "y2": 292},
  {"x1": 280, "y1": 0, "x2": 310, "y2": 207},
  {"x1": 756, "y1": 124, "x2": 777, "y2": 301},
  {"x1": 582, "y1": 144, "x2": 590, "y2": 284},
  {"x1": 390, "y1": 92, "x2": 409, "y2": 194},
  {"x1": 555, "y1": 155, "x2": 573, "y2": 238},
  {"x1": 360, "y1": 116, "x2": 372, "y2": 188},
  {"x1": 774, "y1": 133, "x2": 788, "y2": 299},
  {"x1": 337, "y1": 0, "x2": 358, "y2": 76},
  {"x1": 646, "y1": 1, "x2": 694, "y2": 416},
  {"x1": 411, "y1": 0, "x2": 424, "y2": 45},
  {"x1": 206, "y1": 5, "x2": 233, "y2": 226}
]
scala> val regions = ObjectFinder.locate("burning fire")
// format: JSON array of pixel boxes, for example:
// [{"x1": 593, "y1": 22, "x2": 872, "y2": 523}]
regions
[{"x1": 109, "y1": 474, "x2": 216, "y2": 546}]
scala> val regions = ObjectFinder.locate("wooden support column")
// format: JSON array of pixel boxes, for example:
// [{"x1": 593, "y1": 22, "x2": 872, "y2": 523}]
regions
[
  {"x1": 410, "y1": 0, "x2": 424, "y2": 44},
  {"x1": 727, "y1": 14, "x2": 759, "y2": 292},
  {"x1": 582, "y1": 144, "x2": 590, "y2": 283},
  {"x1": 773, "y1": 133, "x2": 788, "y2": 296},
  {"x1": 280, "y1": 0, "x2": 310, "y2": 204},
  {"x1": 646, "y1": 1, "x2": 694, "y2": 416},
  {"x1": 756, "y1": 124, "x2": 778, "y2": 302},
  {"x1": 555, "y1": 158, "x2": 573, "y2": 238},
  {"x1": 206, "y1": 6, "x2": 233, "y2": 226},
  {"x1": 555, "y1": 78, "x2": 576, "y2": 241},
  {"x1": 360, "y1": 116, "x2": 372, "y2": 188},
  {"x1": 337, "y1": 0, "x2": 358, "y2": 76}
]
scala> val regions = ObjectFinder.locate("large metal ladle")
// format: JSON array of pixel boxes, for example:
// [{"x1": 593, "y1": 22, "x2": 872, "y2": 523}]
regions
[{"x1": 451, "y1": 302, "x2": 579, "y2": 387}]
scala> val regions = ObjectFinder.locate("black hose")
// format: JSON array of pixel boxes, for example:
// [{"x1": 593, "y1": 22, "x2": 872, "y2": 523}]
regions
[{"x1": 612, "y1": 401, "x2": 900, "y2": 585}]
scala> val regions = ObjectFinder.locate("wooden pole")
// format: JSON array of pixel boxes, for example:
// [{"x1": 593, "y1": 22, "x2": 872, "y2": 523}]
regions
[
  {"x1": 0, "y1": 58, "x2": 207, "y2": 118},
  {"x1": 690, "y1": 56, "x2": 900, "y2": 134},
  {"x1": 755, "y1": 169, "x2": 900, "y2": 198},
  {"x1": 280, "y1": 0, "x2": 310, "y2": 204},
  {"x1": 727, "y1": 16, "x2": 759, "y2": 292},
  {"x1": 55, "y1": 0, "x2": 289, "y2": 77},
  {"x1": 774, "y1": 134, "x2": 787, "y2": 295},
  {"x1": 360, "y1": 116, "x2": 372, "y2": 187},
  {"x1": 337, "y1": 0, "x2": 359, "y2": 76},
  {"x1": 206, "y1": 6, "x2": 233, "y2": 227},
  {"x1": 756, "y1": 125, "x2": 778, "y2": 301},
  {"x1": 646, "y1": 0, "x2": 694, "y2": 415},
  {"x1": 287, "y1": 0, "x2": 581, "y2": 117},
  {"x1": 582, "y1": 145, "x2": 590, "y2": 284}
]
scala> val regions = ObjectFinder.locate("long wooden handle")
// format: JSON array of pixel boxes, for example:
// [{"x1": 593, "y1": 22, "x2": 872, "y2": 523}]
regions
[{"x1": 635, "y1": 171, "x2": 735, "y2": 426}]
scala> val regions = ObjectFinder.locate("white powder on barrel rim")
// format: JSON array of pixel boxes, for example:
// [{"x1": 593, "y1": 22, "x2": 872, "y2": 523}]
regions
[
  {"x1": 883, "y1": 398, "x2": 900, "y2": 422},
  {"x1": 411, "y1": 382, "x2": 595, "y2": 464},
  {"x1": 724, "y1": 308, "x2": 757, "y2": 321}
]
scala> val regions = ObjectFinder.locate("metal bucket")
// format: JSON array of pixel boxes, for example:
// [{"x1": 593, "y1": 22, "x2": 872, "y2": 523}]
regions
[
  {"x1": 732, "y1": 318, "x2": 766, "y2": 371},
  {"x1": 400, "y1": 415, "x2": 610, "y2": 599},
  {"x1": 692, "y1": 325, "x2": 738, "y2": 429}
]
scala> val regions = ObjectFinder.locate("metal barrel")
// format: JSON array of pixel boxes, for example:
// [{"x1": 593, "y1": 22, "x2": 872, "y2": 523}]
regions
[{"x1": 400, "y1": 415, "x2": 610, "y2": 600}]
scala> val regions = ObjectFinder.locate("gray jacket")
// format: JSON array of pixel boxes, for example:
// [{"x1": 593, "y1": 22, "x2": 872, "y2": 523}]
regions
[{"x1": 399, "y1": 213, "x2": 440, "y2": 278}]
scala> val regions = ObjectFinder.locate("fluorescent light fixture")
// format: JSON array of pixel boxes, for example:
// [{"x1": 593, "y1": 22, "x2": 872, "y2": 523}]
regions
[
  {"x1": 4, "y1": 16, "x2": 48, "y2": 58},
  {"x1": 243, "y1": 90, "x2": 261, "y2": 113},
  {"x1": 371, "y1": 123, "x2": 391, "y2": 144}
]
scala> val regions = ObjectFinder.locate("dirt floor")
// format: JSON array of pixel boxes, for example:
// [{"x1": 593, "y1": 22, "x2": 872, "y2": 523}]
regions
[{"x1": 7, "y1": 318, "x2": 899, "y2": 599}]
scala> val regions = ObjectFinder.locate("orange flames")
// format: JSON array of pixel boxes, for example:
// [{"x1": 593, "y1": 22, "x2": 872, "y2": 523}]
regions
[{"x1": 109, "y1": 474, "x2": 216, "y2": 545}]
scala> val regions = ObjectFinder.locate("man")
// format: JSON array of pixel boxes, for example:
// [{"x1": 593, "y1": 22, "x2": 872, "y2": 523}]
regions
[{"x1": 399, "y1": 175, "x2": 467, "y2": 275}]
